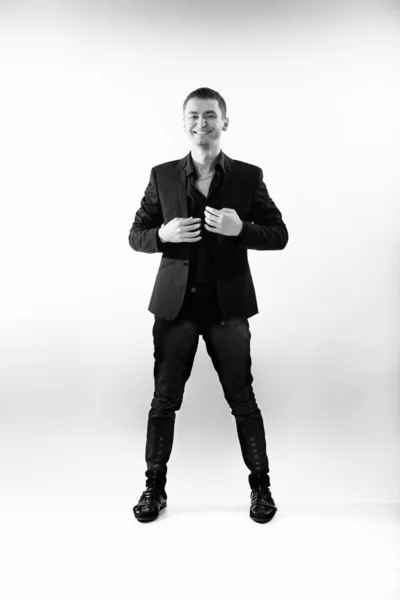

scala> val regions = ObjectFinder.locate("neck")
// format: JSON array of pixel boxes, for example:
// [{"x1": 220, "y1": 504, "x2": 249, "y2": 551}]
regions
[{"x1": 190, "y1": 143, "x2": 221, "y2": 176}]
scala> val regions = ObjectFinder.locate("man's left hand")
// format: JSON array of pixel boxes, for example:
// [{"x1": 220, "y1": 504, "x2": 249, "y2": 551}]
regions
[{"x1": 204, "y1": 206, "x2": 243, "y2": 237}]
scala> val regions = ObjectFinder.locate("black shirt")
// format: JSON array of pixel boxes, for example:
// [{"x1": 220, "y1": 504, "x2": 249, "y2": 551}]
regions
[
  {"x1": 185, "y1": 151, "x2": 226, "y2": 287},
  {"x1": 180, "y1": 151, "x2": 227, "y2": 319}
]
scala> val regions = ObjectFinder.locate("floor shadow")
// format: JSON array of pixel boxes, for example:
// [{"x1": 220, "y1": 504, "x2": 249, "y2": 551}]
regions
[{"x1": 162, "y1": 501, "x2": 400, "y2": 522}]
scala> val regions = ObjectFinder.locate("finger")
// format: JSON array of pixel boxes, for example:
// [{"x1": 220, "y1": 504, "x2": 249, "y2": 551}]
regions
[
  {"x1": 182, "y1": 223, "x2": 202, "y2": 231},
  {"x1": 204, "y1": 219, "x2": 219, "y2": 229},
  {"x1": 205, "y1": 213, "x2": 220, "y2": 225},
  {"x1": 205, "y1": 206, "x2": 222, "y2": 216},
  {"x1": 182, "y1": 235, "x2": 202, "y2": 242},
  {"x1": 181, "y1": 217, "x2": 202, "y2": 223},
  {"x1": 204, "y1": 224, "x2": 218, "y2": 233},
  {"x1": 205, "y1": 209, "x2": 220, "y2": 220},
  {"x1": 183, "y1": 229, "x2": 203, "y2": 238}
]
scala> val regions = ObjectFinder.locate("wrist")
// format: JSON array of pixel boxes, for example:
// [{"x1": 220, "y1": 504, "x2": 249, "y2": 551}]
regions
[{"x1": 158, "y1": 225, "x2": 167, "y2": 243}]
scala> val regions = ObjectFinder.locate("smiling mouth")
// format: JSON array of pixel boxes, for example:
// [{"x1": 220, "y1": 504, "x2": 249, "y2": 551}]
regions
[{"x1": 194, "y1": 131, "x2": 210, "y2": 135}]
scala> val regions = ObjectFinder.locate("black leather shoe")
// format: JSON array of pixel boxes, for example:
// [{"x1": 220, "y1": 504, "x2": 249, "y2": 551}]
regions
[
  {"x1": 250, "y1": 484, "x2": 277, "y2": 523},
  {"x1": 133, "y1": 485, "x2": 167, "y2": 523}
]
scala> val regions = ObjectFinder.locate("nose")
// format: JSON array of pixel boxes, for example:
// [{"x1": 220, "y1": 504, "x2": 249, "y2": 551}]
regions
[{"x1": 199, "y1": 116, "x2": 207, "y2": 128}]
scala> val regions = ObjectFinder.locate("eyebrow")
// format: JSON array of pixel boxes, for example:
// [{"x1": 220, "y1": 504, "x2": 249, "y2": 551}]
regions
[{"x1": 188, "y1": 111, "x2": 217, "y2": 115}]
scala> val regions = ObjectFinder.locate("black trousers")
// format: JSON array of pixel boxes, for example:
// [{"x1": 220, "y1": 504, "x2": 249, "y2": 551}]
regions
[{"x1": 144, "y1": 284, "x2": 271, "y2": 492}]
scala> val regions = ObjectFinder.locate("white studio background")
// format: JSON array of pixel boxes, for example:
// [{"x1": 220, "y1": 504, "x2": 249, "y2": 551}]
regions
[
  {"x1": 0, "y1": 2, "x2": 399, "y2": 597},
  {"x1": 1, "y1": 0, "x2": 399, "y2": 499}
]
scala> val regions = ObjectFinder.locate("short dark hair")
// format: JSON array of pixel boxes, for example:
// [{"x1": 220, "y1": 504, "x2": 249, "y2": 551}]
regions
[{"x1": 183, "y1": 87, "x2": 227, "y2": 119}]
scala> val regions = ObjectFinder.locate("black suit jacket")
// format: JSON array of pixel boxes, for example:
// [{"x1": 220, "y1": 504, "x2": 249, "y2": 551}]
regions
[{"x1": 129, "y1": 150, "x2": 288, "y2": 321}]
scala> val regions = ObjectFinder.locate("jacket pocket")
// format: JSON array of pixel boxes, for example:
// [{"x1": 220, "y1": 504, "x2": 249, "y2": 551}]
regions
[{"x1": 158, "y1": 257, "x2": 177, "y2": 270}]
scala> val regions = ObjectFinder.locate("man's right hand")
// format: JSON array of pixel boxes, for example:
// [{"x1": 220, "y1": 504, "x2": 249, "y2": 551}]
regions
[{"x1": 158, "y1": 217, "x2": 202, "y2": 243}]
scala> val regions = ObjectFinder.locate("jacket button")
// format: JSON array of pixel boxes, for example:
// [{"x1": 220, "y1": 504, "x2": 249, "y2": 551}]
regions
[{"x1": 191, "y1": 287, "x2": 196, "y2": 293}]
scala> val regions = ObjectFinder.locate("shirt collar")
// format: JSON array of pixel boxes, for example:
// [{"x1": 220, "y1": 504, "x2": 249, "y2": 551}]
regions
[{"x1": 183, "y1": 149, "x2": 227, "y2": 176}]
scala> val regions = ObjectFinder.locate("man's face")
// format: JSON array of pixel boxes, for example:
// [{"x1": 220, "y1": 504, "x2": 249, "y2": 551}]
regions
[{"x1": 183, "y1": 98, "x2": 228, "y2": 147}]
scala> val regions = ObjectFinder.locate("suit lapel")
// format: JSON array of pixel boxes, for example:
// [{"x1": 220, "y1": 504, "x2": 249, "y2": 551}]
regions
[
  {"x1": 210, "y1": 172, "x2": 229, "y2": 210},
  {"x1": 176, "y1": 167, "x2": 188, "y2": 218}
]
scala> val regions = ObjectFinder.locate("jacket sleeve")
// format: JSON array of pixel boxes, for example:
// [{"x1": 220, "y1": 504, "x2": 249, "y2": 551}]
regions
[
  {"x1": 128, "y1": 167, "x2": 169, "y2": 254},
  {"x1": 218, "y1": 168, "x2": 288, "y2": 251},
  {"x1": 238, "y1": 168, "x2": 288, "y2": 250}
]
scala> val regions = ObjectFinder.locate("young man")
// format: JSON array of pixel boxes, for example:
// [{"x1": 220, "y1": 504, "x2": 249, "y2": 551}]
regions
[{"x1": 129, "y1": 87, "x2": 288, "y2": 523}]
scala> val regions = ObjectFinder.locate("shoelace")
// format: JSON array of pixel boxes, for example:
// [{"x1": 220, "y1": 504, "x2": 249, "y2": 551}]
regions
[
  {"x1": 252, "y1": 484, "x2": 271, "y2": 496},
  {"x1": 251, "y1": 486, "x2": 276, "y2": 510},
  {"x1": 139, "y1": 486, "x2": 159, "y2": 505}
]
